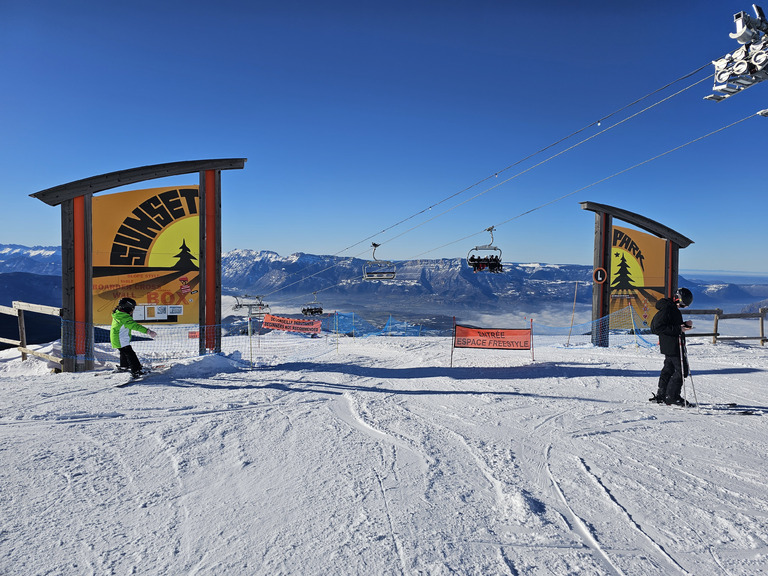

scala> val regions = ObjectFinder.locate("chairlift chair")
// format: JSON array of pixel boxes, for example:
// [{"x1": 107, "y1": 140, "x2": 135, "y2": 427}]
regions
[
  {"x1": 301, "y1": 292, "x2": 324, "y2": 316},
  {"x1": 363, "y1": 242, "x2": 397, "y2": 281},
  {"x1": 467, "y1": 227, "x2": 503, "y2": 273}
]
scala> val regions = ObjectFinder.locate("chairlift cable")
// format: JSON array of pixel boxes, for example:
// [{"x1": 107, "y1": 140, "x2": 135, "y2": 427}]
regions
[
  {"x1": 369, "y1": 74, "x2": 712, "y2": 256},
  {"x1": 273, "y1": 64, "x2": 712, "y2": 288},
  {"x1": 253, "y1": 66, "x2": 715, "y2": 297},
  {"x1": 411, "y1": 109, "x2": 761, "y2": 259},
  {"x1": 253, "y1": 98, "x2": 750, "y2": 305},
  {"x1": 329, "y1": 65, "x2": 712, "y2": 259}
]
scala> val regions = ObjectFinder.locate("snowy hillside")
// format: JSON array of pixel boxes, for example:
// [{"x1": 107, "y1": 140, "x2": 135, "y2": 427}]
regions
[{"x1": 2, "y1": 337, "x2": 767, "y2": 575}]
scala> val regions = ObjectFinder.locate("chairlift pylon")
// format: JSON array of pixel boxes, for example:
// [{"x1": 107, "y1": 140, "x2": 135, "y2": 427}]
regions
[
  {"x1": 363, "y1": 242, "x2": 397, "y2": 281},
  {"x1": 234, "y1": 294, "x2": 271, "y2": 317},
  {"x1": 301, "y1": 292, "x2": 324, "y2": 316},
  {"x1": 467, "y1": 226, "x2": 503, "y2": 273}
]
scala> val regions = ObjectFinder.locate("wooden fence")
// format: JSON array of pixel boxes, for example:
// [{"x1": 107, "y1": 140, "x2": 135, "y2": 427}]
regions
[
  {"x1": 684, "y1": 308, "x2": 767, "y2": 345},
  {"x1": 0, "y1": 301, "x2": 63, "y2": 367}
]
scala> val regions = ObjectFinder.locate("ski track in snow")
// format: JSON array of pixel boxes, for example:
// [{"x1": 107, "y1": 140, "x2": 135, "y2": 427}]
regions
[{"x1": 2, "y1": 337, "x2": 768, "y2": 574}]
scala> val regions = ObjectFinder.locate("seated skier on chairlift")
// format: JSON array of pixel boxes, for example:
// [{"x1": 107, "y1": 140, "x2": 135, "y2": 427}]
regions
[
  {"x1": 301, "y1": 292, "x2": 324, "y2": 316},
  {"x1": 467, "y1": 227, "x2": 503, "y2": 273}
]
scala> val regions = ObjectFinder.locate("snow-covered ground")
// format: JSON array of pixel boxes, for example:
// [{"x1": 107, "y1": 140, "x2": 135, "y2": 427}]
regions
[{"x1": 1, "y1": 336, "x2": 767, "y2": 575}]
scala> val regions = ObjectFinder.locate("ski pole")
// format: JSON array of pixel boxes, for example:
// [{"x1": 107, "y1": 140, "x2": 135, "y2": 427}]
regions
[
  {"x1": 686, "y1": 344, "x2": 699, "y2": 409},
  {"x1": 678, "y1": 335, "x2": 687, "y2": 402},
  {"x1": 680, "y1": 335, "x2": 700, "y2": 412}
]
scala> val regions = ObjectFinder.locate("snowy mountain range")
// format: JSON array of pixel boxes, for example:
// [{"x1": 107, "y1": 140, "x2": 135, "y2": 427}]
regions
[
  {"x1": 220, "y1": 249, "x2": 597, "y2": 311},
  {"x1": 1, "y1": 244, "x2": 767, "y2": 315},
  {"x1": 0, "y1": 244, "x2": 61, "y2": 275}
]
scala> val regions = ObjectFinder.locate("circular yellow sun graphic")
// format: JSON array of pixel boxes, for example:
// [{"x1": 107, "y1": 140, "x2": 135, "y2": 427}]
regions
[{"x1": 148, "y1": 217, "x2": 199, "y2": 268}]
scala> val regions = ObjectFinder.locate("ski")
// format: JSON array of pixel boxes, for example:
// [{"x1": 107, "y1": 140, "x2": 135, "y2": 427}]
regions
[
  {"x1": 646, "y1": 397, "x2": 760, "y2": 415},
  {"x1": 697, "y1": 402, "x2": 762, "y2": 416},
  {"x1": 113, "y1": 364, "x2": 171, "y2": 387}
]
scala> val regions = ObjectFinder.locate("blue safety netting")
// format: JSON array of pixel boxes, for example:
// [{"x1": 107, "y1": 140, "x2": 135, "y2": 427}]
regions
[
  {"x1": 320, "y1": 312, "x2": 379, "y2": 337},
  {"x1": 534, "y1": 306, "x2": 656, "y2": 348},
  {"x1": 47, "y1": 306, "x2": 656, "y2": 371}
]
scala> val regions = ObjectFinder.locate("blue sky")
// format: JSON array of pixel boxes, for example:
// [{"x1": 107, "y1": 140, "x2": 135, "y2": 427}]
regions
[{"x1": 1, "y1": 1, "x2": 766, "y2": 273}]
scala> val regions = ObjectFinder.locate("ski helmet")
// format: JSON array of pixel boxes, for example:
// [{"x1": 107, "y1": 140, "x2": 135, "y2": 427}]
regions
[
  {"x1": 674, "y1": 287, "x2": 693, "y2": 308},
  {"x1": 117, "y1": 297, "x2": 136, "y2": 312}
]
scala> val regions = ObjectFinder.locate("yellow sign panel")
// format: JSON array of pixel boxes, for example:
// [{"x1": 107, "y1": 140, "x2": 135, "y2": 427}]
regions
[
  {"x1": 92, "y1": 186, "x2": 200, "y2": 325},
  {"x1": 610, "y1": 225, "x2": 667, "y2": 329}
]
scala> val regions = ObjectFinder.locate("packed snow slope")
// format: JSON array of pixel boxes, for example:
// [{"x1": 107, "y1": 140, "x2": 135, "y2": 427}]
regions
[{"x1": 1, "y1": 337, "x2": 767, "y2": 575}]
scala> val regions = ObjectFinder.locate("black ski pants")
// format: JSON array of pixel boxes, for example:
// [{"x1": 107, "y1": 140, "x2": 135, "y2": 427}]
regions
[
  {"x1": 118, "y1": 345, "x2": 142, "y2": 374},
  {"x1": 657, "y1": 354, "x2": 689, "y2": 403}
]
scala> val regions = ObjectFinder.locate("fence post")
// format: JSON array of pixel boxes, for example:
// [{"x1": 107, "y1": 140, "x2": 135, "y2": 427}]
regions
[
  {"x1": 761, "y1": 308, "x2": 766, "y2": 346},
  {"x1": 17, "y1": 309, "x2": 27, "y2": 361},
  {"x1": 713, "y1": 309, "x2": 722, "y2": 345}
]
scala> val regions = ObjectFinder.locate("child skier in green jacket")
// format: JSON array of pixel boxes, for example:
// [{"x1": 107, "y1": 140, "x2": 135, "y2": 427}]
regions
[{"x1": 110, "y1": 297, "x2": 157, "y2": 378}]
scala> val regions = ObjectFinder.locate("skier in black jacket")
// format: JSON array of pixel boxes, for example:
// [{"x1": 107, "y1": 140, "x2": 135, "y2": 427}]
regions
[{"x1": 650, "y1": 287, "x2": 694, "y2": 406}]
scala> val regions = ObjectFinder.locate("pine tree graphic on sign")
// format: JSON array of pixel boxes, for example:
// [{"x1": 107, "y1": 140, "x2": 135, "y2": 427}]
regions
[
  {"x1": 611, "y1": 252, "x2": 635, "y2": 290},
  {"x1": 174, "y1": 239, "x2": 199, "y2": 271}
]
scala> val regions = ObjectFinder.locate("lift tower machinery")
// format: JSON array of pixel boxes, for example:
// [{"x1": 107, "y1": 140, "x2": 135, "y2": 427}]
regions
[{"x1": 706, "y1": 4, "x2": 768, "y2": 101}]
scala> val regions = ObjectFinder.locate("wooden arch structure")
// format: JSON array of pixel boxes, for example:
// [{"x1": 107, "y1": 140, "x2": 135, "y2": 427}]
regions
[
  {"x1": 31, "y1": 158, "x2": 246, "y2": 371},
  {"x1": 581, "y1": 201, "x2": 693, "y2": 347}
]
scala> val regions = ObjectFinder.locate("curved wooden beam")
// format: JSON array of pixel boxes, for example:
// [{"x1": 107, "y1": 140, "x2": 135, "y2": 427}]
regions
[
  {"x1": 580, "y1": 201, "x2": 693, "y2": 248},
  {"x1": 30, "y1": 158, "x2": 246, "y2": 206}
]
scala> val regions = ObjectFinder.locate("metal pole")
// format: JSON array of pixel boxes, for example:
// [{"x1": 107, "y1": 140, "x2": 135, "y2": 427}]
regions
[
  {"x1": 679, "y1": 335, "x2": 699, "y2": 412},
  {"x1": 248, "y1": 314, "x2": 253, "y2": 368},
  {"x1": 566, "y1": 281, "x2": 578, "y2": 347},
  {"x1": 450, "y1": 316, "x2": 456, "y2": 368},
  {"x1": 530, "y1": 318, "x2": 535, "y2": 362}
]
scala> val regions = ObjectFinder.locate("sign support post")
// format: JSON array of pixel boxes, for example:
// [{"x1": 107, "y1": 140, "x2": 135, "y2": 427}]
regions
[
  {"x1": 31, "y1": 159, "x2": 245, "y2": 371},
  {"x1": 581, "y1": 201, "x2": 693, "y2": 347}
]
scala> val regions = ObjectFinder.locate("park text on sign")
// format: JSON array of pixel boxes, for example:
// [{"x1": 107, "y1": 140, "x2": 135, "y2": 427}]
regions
[
  {"x1": 454, "y1": 325, "x2": 531, "y2": 350},
  {"x1": 262, "y1": 314, "x2": 322, "y2": 334}
]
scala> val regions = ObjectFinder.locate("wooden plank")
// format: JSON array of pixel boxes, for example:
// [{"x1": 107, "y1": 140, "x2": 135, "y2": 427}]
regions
[
  {"x1": 591, "y1": 212, "x2": 611, "y2": 347},
  {"x1": 30, "y1": 158, "x2": 247, "y2": 206},
  {"x1": 0, "y1": 337, "x2": 21, "y2": 345},
  {"x1": 0, "y1": 305, "x2": 18, "y2": 316},
  {"x1": 580, "y1": 201, "x2": 694, "y2": 248},
  {"x1": 12, "y1": 301, "x2": 62, "y2": 316},
  {"x1": 686, "y1": 332, "x2": 719, "y2": 337},
  {"x1": 716, "y1": 336, "x2": 766, "y2": 341},
  {"x1": 682, "y1": 309, "x2": 723, "y2": 315},
  {"x1": 713, "y1": 313, "x2": 720, "y2": 345},
  {"x1": 61, "y1": 199, "x2": 76, "y2": 373},
  {"x1": 719, "y1": 312, "x2": 765, "y2": 320},
  {"x1": 17, "y1": 347, "x2": 62, "y2": 365},
  {"x1": 17, "y1": 309, "x2": 27, "y2": 361},
  {"x1": 84, "y1": 193, "x2": 94, "y2": 371}
]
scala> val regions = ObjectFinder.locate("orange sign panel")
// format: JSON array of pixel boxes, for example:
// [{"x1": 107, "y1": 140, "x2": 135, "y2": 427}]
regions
[
  {"x1": 91, "y1": 186, "x2": 200, "y2": 325},
  {"x1": 454, "y1": 325, "x2": 531, "y2": 350},
  {"x1": 262, "y1": 314, "x2": 322, "y2": 334}
]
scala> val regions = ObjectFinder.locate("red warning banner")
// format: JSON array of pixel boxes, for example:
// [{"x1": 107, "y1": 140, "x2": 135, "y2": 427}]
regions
[
  {"x1": 453, "y1": 324, "x2": 531, "y2": 350},
  {"x1": 263, "y1": 314, "x2": 322, "y2": 334}
]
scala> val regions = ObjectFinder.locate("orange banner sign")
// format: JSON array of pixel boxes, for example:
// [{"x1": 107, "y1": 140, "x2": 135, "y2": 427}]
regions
[
  {"x1": 454, "y1": 325, "x2": 531, "y2": 350},
  {"x1": 262, "y1": 314, "x2": 322, "y2": 334}
]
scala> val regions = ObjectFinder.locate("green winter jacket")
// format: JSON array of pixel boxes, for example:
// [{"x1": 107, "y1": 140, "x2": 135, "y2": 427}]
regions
[{"x1": 110, "y1": 310, "x2": 149, "y2": 349}]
